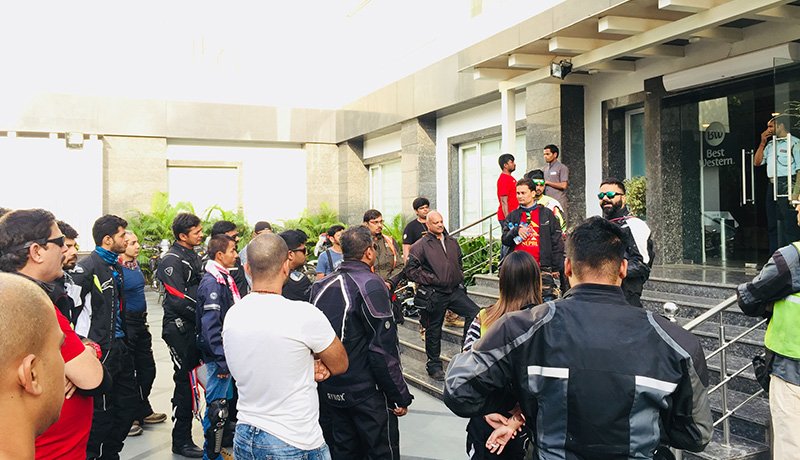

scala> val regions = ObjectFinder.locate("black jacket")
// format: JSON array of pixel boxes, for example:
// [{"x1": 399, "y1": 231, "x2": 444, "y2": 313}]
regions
[
  {"x1": 501, "y1": 204, "x2": 564, "y2": 271},
  {"x1": 607, "y1": 206, "x2": 655, "y2": 297},
  {"x1": 283, "y1": 270, "x2": 312, "y2": 302},
  {"x1": 196, "y1": 269, "x2": 236, "y2": 374},
  {"x1": 158, "y1": 242, "x2": 204, "y2": 324},
  {"x1": 72, "y1": 251, "x2": 125, "y2": 355},
  {"x1": 311, "y1": 260, "x2": 413, "y2": 409},
  {"x1": 403, "y1": 233, "x2": 464, "y2": 293},
  {"x1": 444, "y1": 284, "x2": 712, "y2": 458}
]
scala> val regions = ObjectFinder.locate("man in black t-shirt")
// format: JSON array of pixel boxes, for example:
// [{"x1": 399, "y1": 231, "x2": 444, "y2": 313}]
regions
[{"x1": 402, "y1": 197, "x2": 431, "y2": 263}]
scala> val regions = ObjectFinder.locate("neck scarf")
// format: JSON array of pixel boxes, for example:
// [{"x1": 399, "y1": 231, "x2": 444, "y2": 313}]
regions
[{"x1": 205, "y1": 260, "x2": 241, "y2": 303}]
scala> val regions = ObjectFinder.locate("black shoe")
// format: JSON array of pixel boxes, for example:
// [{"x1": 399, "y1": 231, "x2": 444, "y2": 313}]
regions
[
  {"x1": 172, "y1": 442, "x2": 203, "y2": 458},
  {"x1": 428, "y1": 369, "x2": 445, "y2": 381}
]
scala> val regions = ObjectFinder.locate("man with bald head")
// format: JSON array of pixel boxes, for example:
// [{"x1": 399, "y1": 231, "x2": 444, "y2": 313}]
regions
[
  {"x1": 224, "y1": 234, "x2": 348, "y2": 459},
  {"x1": 404, "y1": 210, "x2": 479, "y2": 381},
  {"x1": 0, "y1": 273, "x2": 66, "y2": 459}
]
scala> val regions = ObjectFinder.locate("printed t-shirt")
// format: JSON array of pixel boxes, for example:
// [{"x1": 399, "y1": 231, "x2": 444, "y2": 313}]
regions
[{"x1": 513, "y1": 208, "x2": 541, "y2": 264}]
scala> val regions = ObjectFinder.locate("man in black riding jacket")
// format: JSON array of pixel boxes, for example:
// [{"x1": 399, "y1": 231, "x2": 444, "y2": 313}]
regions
[
  {"x1": 72, "y1": 215, "x2": 140, "y2": 460},
  {"x1": 311, "y1": 226, "x2": 413, "y2": 459},
  {"x1": 445, "y1": 217, "x2": 711, "y2": 459},
  {"x1": 157, "y1": 213, "x2": 205, "y2": 458}
]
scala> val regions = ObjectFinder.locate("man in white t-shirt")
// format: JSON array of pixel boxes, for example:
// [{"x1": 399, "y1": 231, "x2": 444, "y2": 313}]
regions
[{"x1": 223, "y1": 233, "x2": 348, "y2": 460}]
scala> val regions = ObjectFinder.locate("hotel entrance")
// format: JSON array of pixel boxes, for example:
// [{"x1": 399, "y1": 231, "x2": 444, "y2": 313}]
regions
[{"x1": 663, "y1": 61, "x2": 800, "y2": 267}]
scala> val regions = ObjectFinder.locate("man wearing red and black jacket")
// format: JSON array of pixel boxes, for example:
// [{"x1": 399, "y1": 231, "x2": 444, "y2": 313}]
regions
[
  {"x1": 157, "y1": 213, "x2": 205, "y2": 458},
  {"x1": 502, "y1": 178, "x2": 565, "y2": 301}
]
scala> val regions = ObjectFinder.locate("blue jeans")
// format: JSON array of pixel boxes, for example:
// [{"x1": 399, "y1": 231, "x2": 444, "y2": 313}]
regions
[
  {"x1": 202, "y1": 362, "x2": 233, "y2": 460},
  {"x1": 234, "y1": 423, "x2": 331, "y2": 460}
]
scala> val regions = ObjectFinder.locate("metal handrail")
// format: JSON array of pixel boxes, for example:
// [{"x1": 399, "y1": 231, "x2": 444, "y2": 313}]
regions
[
  {"x1": 450, "y1": 212, "x2": 497, "y2": 237},
  {"x1": 664, "y1": 290, "x2": 767, "y2": 453}
]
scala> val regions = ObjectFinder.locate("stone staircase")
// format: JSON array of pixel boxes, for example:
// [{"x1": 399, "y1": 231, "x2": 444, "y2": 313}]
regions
[{"x1": 396, "y1": 267, "x2": 771, "y2": 459}]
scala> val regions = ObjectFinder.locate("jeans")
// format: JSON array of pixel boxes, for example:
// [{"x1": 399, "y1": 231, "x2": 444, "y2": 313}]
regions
[
  {"x1": 234, "y1": 423, "x2": 331, "y2": 460},
  {"x1": 202, "y1": 362, "x2": 233, "y2": 460}
]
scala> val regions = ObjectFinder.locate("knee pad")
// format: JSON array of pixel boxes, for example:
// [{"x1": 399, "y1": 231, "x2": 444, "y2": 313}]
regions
[{"x1": 205, "y1": 399, "x2": 229, "y2": 455}]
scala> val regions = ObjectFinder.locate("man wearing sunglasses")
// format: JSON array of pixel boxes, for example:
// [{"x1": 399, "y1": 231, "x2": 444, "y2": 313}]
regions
[
  {"x1": 599, "y1": 178, "x2": 654, "y2": 307},
  {"x1": 0, "y1": 209, "x2": 106, "y2": 460},
  {"x1": 279, "y1": 229, "x2": 313, "y2": 302}
]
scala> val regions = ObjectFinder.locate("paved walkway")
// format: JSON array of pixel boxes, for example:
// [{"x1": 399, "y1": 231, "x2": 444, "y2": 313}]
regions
[{"x1": 120, "y1": 291, "x2": 467, "y2": 459}]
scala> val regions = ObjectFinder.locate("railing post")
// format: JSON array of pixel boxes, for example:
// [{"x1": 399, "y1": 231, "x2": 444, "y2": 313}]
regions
[
  {"x1": 488, "y1": 219, "x2": 494, "y2": 274},
  {"x1": 719, "y1": 322, "x2": 731, "y2": 447},
  {"x1": 663, "y1": 302, "x2": 679, "y2": 322}
]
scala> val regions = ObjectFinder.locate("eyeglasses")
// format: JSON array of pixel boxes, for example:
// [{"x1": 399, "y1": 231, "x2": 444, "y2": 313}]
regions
[
  {"x1": 369, "y1": 219, "x2": 384, "y2": 225},
  {"x1": 291, "y1": 247, "x2": 307, "y2": 254},
  {"x1": 598, "y1": 191, "x2": 624, "y2": 200},
  {"x1": 532, "y1": 179, "x2": 545, "y2": 186},
  {"x1": 4, "y1": 235, "x2": 65, "y2": 253}
]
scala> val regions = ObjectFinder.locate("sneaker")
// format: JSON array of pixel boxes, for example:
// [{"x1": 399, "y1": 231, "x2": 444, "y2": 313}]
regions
[
  {"x1": 127, "y1": 421, "x2": 143, "y2": 437},
  {"x1": 444, "y1": 311, "x2": 465, "y2": 329},
  {"x1": 142, "y1": 412, "x2": 167, "y2": 424},
  {"x1": 428, "y1": 369, "x2": 446, "y2": 381}
]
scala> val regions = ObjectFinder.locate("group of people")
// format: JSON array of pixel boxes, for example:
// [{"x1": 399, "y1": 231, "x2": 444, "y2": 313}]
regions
[{"x1": 3, "y1": 138, "x2": 797, "y2": 460}]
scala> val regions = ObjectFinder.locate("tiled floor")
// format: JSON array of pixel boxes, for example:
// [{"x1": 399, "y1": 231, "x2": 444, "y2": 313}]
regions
[{"x1": 121, "y1": 291, "x2": 467, "y2": 459}]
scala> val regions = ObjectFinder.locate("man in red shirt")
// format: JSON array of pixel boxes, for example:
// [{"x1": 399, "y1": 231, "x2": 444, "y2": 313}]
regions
[
  {"x1": 496, "y1": 154, "x2": 519, "y2": 226},
  {"x1": 501, "y1": 178, "x2": 565, "y2": 301},
  {"x1": 0, "y1": 209, "x2": 106, "y2": 460}
]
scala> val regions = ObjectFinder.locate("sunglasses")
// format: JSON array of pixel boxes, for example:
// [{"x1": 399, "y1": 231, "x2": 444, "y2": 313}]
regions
[
  {"x1": 6, "y1": 235, "x2": 66, "y2": 253},
  {"x1": 598, "y1": 191, "x2": 624, "y2": 200},
  {"x1": 532, "y1": 179, "x2": 545, "y2": 186},
  {"x1": 291, "y1": 247, "x2": 307, "y2": 254}
]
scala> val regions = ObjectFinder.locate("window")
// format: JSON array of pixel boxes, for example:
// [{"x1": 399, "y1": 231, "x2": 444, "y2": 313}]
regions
[
  {"x1": 369, "y1": 160, "x2": 402, "y2": 219},
  {"x1": 626, "y1": 108, "x2": 645, "y2": 178},
  {"x1": 459, "y1": 133, "x2": 526, "y2": 235}
]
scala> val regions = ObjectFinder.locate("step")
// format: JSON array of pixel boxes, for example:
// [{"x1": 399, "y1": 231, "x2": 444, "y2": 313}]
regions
[
  {"x1": 397, "y1": 323, "x2": 461, "y2": 367},
  {"x1": 641, "y1": 291, "x2": 764, "y2": 329},
  {"x1": 706, "y1": 353, "x2": 766, "y2": 397},
  {"x1": 708, "y1": 388, "x2": 771, "y2": 445},
  {"x1": 684, "y1": 431, "x2": 770, "y2": 460},
  {"x1": 467, "y1": 285, "x2": 499, "y2": 308},
  {"x1": 399, "y1": 317, "x2": 466, "y2": 347},
  {"x1": 646, "y1": 277, "x2": 737, "y2": 301}
]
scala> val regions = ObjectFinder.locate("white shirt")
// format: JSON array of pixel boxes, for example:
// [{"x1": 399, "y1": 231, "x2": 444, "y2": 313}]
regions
[{"x1": 223, "y1": 293, "x2": 336, "y2": 450}]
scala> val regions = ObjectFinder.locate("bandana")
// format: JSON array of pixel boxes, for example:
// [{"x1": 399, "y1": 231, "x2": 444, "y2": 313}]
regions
[
  {"x1": 205, "y1": 260, "x2": 241, "y2": 303},
  {"x1": 118, "y1": 257, "x2": 139, "y2": 270}
]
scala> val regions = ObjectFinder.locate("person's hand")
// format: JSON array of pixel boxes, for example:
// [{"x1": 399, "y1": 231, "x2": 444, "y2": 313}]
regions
[
  {"x1": 761, "y1": 126, "x2": 774, "y2": 144},
  {"x1": 385, "y1": 281, "x2": 392, "y2": 291},
  {"x1": 486, "y1": 425, "x2": 516, "y2": 454},
  {"x1": 314, "y1": 359, "x2": 331, "y2": 382},
  {"x1": 392, "y1": 406, "x2": 408, "y2": 416},
  {"x1": 552, "y1": 271, "x2": 559, "y2": 279},
  {"x1": 65, "y1": 378, "x2": 77, "y2": 399},
  {"x1": 483, "y1": 413, "x2": 508, "y2": 430},
  {"x1": 517, "y1": 226, "x2": 530, "y2": 239}
]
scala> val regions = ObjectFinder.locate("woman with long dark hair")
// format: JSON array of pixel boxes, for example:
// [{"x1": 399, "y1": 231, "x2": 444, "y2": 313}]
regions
[{"x1": 462, "y1": 250, "x2": 542, "y2": 459}]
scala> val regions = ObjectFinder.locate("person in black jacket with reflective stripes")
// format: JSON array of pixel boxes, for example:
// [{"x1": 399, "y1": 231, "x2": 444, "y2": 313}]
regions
[
  {"x1": 311, "y1": 226, "x2": 413, "y2": 460},
  {"x1": 157, "y1": 213, "x2": 205, "y2": 458},
  {"x1": 72, "y1": 215, "x2": 139, "y2": 460},
  {"x1": 445, "y1": 217, "x2": 711, "y2": 459}
]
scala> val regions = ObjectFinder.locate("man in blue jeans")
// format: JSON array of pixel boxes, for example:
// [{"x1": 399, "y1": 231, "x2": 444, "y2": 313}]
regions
[
  {"x1": 223, "y1": 233, "x2": 348, "y2": 460},
  {"x1": 197, "y1": 234, "x2": 242, "y2": 460}
]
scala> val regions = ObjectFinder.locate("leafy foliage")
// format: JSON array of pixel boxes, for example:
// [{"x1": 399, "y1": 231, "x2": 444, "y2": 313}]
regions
[
  {"x1": 457, "y1": 235, "x2": 501, "y2": 285},
  {"x1": 277, "y1": 204, "x2": 344, "y2": 260},
  {"x1": 624, "y1": 176, "x2": 646, "y2": 220},
  {"x1": 382, "y1": 214, "x2": 406, "y2": 248}
]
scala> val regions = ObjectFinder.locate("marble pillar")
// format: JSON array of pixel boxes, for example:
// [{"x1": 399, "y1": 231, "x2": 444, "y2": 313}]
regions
[
  {"x1": 338, "y1": 140, "x2": 369, "y2": 225},
  {"x1": 103, "y1": 136, "x2": 168, "y2": 217},
  {"x1": 401, "y1": 116, "x2": 437, "y2": 217}
]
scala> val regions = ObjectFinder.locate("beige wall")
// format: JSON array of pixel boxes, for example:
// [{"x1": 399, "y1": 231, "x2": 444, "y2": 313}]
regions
[{"x1": 103, "y1": 136, "x2": 168, "y2": 217}]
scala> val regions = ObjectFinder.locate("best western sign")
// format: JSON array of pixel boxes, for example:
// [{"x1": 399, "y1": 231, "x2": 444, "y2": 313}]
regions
[{"x1": 703, "y1": 121, "x2": 733, "y2": 167}]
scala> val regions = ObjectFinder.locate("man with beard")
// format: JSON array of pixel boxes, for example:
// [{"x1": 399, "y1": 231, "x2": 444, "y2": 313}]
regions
[
  {"x1": 279, "y1": 230, "x2": 313, "y2": 302},
  {"x1": 53, "y1": 220, "x2": 82, "y2": 324},
  {"x1": 599, "y1": 178, "x2": 654, "y2": 307},
  {"x1": 72, "y1": 215, "x2": 139, "y2": 460},
  {"x1": 0, "y1": 209, "x2": 106, "y2": 460}
]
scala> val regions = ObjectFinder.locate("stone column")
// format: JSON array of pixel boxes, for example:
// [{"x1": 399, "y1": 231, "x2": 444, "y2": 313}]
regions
[
  {"x1": 305, "y1": 143, "x2": 340, "y2": 215},
  {"x1": 103, "y1": 136, "x2": 168, "y2": 217},
  {"x1": 644, "y1": 77, "x2": 683, "y2": 264},
  {"x1": 400, "y1": 116, "x2": 437, "y2": 216},
  {"x1": 525, "y1": 84, "x2": 586, "y2": 226},
  {"x1": 338, "y1": 139, "x2": 369, "y2": 225}
]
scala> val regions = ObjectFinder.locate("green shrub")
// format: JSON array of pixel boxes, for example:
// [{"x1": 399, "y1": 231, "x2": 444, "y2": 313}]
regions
[
  {"x1": 278, "y1": 204, "x2": 344, "y2": 260},
  {"x1": 457, "y1": 235, "x2": 500, "y2": 285},
  {"x1": 624, "y1": 176, "x2": 646, "y2": 219}
]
